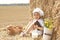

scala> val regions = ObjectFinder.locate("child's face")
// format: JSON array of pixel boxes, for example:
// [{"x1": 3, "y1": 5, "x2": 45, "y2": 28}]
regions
[{"x1": 33, "y1": 12, "x2": 40, "y2": 19}]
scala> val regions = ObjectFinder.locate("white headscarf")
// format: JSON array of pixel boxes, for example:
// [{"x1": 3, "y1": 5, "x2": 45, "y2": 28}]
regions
[{"x1": 33, "y1": 8, "x2": 44, "y2": 16}]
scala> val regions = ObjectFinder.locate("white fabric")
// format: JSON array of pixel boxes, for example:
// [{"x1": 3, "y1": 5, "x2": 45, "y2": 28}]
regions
[
  {"x1": 32, "y1": 29, "x2": 42, "y2": 38},
  {"x1": 33, "y1": 8, "x2": 44, "y2": 16},
  {"x1": 32, "y1": 29, "x2": 42, "y2": 35},
  {"x1": 38, "y1": 19, "x2": 45, "y2": 27}
]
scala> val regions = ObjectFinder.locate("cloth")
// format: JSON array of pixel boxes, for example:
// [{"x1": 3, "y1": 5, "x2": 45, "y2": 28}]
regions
[
  {"x1": 32, "y1": 29, "x2": 42, "y2": 38},
  {"x1": 32, "y1": 29, "x2": 42, "y2": 35}
]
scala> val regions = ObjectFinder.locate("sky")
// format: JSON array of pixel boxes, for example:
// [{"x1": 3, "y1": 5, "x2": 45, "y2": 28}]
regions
[{"x1": 0, "y1": 0, "x2": 30, "y2": 4}]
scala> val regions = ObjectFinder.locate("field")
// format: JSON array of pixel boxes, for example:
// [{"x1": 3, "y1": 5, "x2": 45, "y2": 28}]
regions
[
  {"x1": 0, "y1": 5, "x2": 34, "y2": 40},
  {"x1": 0, "y1": 5, "x2": 31, "y2": 27}
]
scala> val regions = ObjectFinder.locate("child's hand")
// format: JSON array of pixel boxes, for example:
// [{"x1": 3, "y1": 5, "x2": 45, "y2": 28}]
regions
[
  {"x1": 34, "y1": 25, "x2": 43, "y2": 30},
  {"x1": 33, "y1": 25, "x2": 38, "y2": 29}
]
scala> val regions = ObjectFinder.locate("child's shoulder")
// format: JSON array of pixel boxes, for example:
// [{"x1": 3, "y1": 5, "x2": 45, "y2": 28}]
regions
[{"x1": 38, "y1": 19, "x2": 44, "y2": 21}]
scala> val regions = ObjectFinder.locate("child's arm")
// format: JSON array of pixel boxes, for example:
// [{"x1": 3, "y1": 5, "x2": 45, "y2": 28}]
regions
[
  {"x1": 25, "y1": 19, "x2": 37, "y2": 33},
  {"x1": 34, "y1": 25, "x2": 43, "y2": 31},
  {"x1": 37, "y1": 27, "x2": 43, "y2": 30}
]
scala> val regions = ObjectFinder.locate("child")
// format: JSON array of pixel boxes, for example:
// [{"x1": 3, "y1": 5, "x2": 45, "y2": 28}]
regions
[{"x1": 20, "y1": 8, "x2": 45, "y2": 38}]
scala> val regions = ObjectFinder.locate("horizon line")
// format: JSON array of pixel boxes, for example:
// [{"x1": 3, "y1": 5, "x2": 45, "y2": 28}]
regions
[{"x1": 0, "y1": 4, "x2": 29, "y2": 6}]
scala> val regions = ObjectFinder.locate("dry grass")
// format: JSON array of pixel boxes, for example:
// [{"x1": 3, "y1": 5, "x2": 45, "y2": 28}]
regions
[
  {"x1": 0, "y1": 27, "x2": 43, "y2": 40},
  {"x1": 0, "y1": 5, "x2": 33, "y2": 40},
  {"x1": 0, "y1": 28, "x2": 33, "y2": 40}
]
